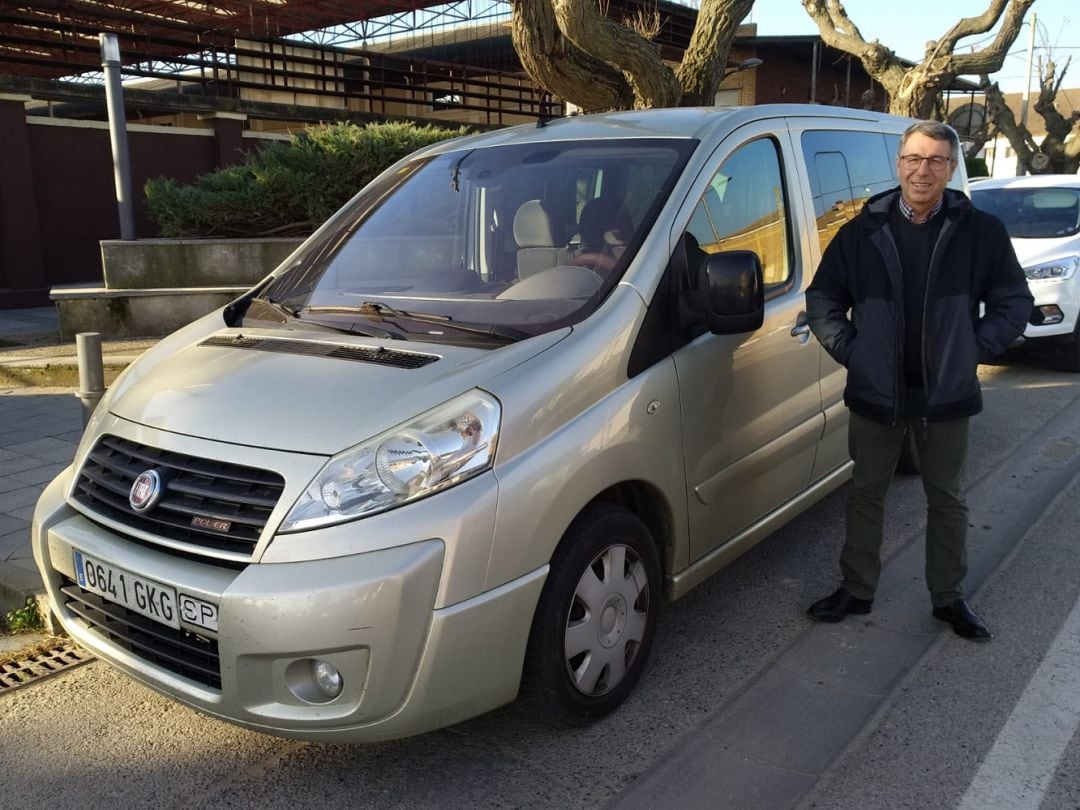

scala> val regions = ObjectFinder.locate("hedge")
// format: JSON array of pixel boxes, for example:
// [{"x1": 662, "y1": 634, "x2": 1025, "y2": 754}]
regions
[{"x1": 145, "y1": 121, "x2": 466, "y2": 238}]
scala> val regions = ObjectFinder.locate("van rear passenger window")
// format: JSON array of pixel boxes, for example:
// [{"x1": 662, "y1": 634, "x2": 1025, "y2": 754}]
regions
[
  {"x1": 802, "y1": 130, "x2": 896, "y2": 255},
  {"x1": 684, "y1": 137, "x2": 792, "y2": 292}
]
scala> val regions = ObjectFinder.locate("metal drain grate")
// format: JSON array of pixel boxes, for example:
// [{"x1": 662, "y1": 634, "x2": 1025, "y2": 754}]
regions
[{"x1": 0, "y1": 642, "x2": 95, "y2": 694}]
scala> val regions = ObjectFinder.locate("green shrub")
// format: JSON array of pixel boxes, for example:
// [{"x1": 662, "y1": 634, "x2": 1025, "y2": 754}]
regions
[
  {"x1": 146, "y1": 121, "x2": 466, "y2": 238},
  {"x1": 965, "y1": 155, "x2": 989, "y2": 179}
]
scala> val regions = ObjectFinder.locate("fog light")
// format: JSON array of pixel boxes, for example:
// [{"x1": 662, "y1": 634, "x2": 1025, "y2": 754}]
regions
[
  {"x1": 311, "y1": 660, "x2": 343, "y2": 699},
  {"x1": 1035, "y1": 305, "x2": 1064, "y2": 325}
]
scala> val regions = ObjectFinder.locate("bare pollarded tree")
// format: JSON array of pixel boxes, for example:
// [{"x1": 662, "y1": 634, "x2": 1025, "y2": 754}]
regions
[
  {"x1": 981, "y1": 56, "x2": 1080, "y2": 174},
  {"x1": 510, "y1": 0, "x2": 754, "y2": 112},
  {"x1": 801, "y1": 0, "x2": 1036, "y2": 119}
]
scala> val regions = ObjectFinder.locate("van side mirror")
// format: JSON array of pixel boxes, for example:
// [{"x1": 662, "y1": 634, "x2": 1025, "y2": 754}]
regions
[{"x1": 683, "y1": 248, "x2": 764, "y2": 335}]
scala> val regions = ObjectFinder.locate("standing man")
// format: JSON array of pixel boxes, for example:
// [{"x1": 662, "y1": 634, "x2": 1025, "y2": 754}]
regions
[{"x1": 805, "y1": 121, "x2": 1032, "y2": 640}]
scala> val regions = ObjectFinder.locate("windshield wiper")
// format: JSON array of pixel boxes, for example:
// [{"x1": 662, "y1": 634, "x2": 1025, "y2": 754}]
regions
[
  {"x1": 273, "y1": 303, "x2": 401, "y2": 340},
  {"x1": 354, "y1": 301, "x2": 530, "y2": 343},
  {"x1": 301, "y1": 302, "x2": 527, "y2": 344},
  {"x1": 357, "y1": 301, "x2": 448, "y2": 321}
]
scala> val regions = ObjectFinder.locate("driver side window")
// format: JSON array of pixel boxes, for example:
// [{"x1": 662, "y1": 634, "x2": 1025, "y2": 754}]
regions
[{"x1": 684, "y1": 137, "x2": 792, "y2": 292}]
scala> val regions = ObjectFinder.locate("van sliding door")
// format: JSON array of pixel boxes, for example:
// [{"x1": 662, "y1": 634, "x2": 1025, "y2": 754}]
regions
[{"x1": 672, "y1": 125, "x2": 823, "y2": 563}]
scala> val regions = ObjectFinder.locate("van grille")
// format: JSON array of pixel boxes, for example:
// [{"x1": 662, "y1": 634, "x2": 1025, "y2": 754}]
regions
[
  {"x1": 60, "y1": 577, "x2": 221, "y2": 691},
  {"x1": 200, "y1": 334, "x2": 439, "y2": 369},
  {"x1": 72, "y1": 435, "x2": 284, "y2": 561}
]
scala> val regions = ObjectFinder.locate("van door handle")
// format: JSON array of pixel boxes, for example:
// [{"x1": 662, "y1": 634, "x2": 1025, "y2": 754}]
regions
[{"x1": 791, "y1": 312, "x2": 811, "y2": 343}]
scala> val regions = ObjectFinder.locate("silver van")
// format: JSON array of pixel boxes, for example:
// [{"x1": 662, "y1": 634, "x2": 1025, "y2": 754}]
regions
[{"x1": 33, "y1": 105, "x2": 962, "y2": 742}]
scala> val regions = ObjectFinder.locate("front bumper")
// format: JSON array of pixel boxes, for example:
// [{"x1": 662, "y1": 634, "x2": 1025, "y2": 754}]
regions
[
  {"x1": 1024, "y1": 278, "x2": 1080, "y2": 341},
  {"x1": 33, "y1": 460, "x2": 546, "y2": 743}
]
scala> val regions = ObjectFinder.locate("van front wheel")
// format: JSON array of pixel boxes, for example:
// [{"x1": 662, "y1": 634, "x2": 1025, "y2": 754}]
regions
[{"x1": 519, "y1": 504, "x2": 661, "y2": 727}]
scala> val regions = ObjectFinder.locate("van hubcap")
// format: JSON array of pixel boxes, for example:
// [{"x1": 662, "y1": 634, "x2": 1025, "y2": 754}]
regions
[{"x1": 563, "y1": 544, "x2": 650, "y2": 696}]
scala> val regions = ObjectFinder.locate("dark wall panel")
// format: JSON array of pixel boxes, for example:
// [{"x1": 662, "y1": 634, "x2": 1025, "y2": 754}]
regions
[{"x1": 25, "y1": 123, "x2": 218, "y2": 288}]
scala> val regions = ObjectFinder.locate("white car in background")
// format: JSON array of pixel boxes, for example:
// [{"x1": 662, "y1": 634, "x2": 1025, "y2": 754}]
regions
[{"x1": 970, "y1": 175, "x2": 1080, "y2": 369}]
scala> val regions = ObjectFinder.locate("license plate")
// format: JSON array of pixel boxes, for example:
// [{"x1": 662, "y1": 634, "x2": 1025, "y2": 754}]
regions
[{"x1": 74, "y1": 551, "x2": 180, "y2": 630}]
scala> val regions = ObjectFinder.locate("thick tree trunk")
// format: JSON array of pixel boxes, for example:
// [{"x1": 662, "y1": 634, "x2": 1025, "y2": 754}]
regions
[
  {"x1": 510, "y1": 0, "x2": 632, "y2": 113},
  {"x1": 982, "y1": 61, "x2": 1080, "y2": 175},
  {"x1": 552, "y1": 0, "x2": 680, "y2": 109},
  {"x1": 802, "y1": 0, "x2": 1034, "y2": 121},
  {"x1": 885, "y1": 66, "x2": 954, "y2": 118},
  {"x1": 510, "y1": 0, "x2": 752, "y2": 112},
  {"x1": 675, "y1": 0, "x2": 754, "y2": 106}
]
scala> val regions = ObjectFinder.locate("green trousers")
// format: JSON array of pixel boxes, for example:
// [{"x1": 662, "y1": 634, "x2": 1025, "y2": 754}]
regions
[{"x1": 841, "y1": 411, "x2": 969, "y2": 607}]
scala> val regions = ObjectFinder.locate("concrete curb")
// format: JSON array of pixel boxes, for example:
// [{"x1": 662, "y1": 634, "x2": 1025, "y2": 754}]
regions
[{"x1": 0, "y1": 357, "x2": 136, "y2": 389}]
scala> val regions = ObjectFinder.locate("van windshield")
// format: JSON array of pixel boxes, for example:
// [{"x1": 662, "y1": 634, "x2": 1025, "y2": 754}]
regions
[
  {"x1": 257, "y1": 138, "x2": 695, "y2": 344},
  {"x1": 971, "y1": 186, "x2": 1080, "y2": 239}
]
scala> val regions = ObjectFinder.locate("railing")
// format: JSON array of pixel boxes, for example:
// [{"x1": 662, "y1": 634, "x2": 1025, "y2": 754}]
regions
[{"x1": 0, "y1": 22, "x2": 559, "y2": 125}]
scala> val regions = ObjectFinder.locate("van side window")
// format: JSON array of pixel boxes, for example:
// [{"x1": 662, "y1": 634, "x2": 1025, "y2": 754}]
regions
[
  {"x1": 802, "y1": 130, "x2": 896, "y2": 254},
  {"x1": 684, "y1": 137, "x2": 792, "y2": 292}
]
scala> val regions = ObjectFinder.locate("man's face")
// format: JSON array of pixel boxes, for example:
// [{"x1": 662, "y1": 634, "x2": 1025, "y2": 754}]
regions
[{"x1": 897, "y1": 132, "x2": 956, "y2": 211}]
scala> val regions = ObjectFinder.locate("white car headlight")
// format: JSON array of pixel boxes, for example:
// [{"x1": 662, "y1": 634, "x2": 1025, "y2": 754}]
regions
[
  {"x1": 1024, "y1": 256, "x2": 1079, "y2": 281},
  {"x1": 280, "y1": 390, "x2": 500, "y2": 532}
]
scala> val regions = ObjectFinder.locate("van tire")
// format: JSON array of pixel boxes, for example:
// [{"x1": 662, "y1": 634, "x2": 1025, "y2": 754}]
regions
[
  {"x1": 519, "y1": 503, "x2": 661, "y2": 727},
  {"x1": 1062, "y1": 328, "x2": 1080, "y2": 372}
]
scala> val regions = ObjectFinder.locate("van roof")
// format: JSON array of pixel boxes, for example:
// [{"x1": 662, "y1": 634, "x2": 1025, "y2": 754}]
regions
[{"x1": 422, "y1": 104, "x2": 917, "y2": 155}]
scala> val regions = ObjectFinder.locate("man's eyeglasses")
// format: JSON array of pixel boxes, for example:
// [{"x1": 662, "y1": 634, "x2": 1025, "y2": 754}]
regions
[{"x1": 899, "y1": 154, "x2": 953, "y2": 171}]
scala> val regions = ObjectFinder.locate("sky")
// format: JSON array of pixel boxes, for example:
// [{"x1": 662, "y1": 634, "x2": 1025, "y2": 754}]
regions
[{"x1": 747, "y1": 0, "x2": 1078, "y2": 93}]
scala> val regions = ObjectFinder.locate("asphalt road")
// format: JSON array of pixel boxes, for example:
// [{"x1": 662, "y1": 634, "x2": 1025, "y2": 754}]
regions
[{"x1": 3, "y1": 351, "x2": 1080, "y2": 810}]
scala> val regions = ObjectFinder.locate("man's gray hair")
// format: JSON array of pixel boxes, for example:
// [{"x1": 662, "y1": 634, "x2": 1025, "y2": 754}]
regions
[{"x1": 899, "y1": 121, "x2": 961, "y2": 161}]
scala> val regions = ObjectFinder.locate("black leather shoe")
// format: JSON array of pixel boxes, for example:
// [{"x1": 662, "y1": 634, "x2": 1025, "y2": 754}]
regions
[
  {"x1": 807, "y1": 588, "x2": 873, "y2": 623},
  {"x1": 932, "y1": 599, "x2": 992, "y2": 641}
]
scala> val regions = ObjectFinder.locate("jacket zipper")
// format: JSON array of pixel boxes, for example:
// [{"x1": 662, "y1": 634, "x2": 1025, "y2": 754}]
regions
[
  {"x1": 920, "y1": 216, "x2": 955, "y2": 436},
  {"x1": 878, "y1": 224, "x2": 905, "y2": 426}
]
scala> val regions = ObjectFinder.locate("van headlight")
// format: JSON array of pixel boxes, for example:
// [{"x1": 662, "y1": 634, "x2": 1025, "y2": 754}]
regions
[
  {"x1": 1024, "y1": 256, "x2": 1079, "y2": 281},
  {"x1": 279, "y1": 390, "x2": 500, "y2": 532}
]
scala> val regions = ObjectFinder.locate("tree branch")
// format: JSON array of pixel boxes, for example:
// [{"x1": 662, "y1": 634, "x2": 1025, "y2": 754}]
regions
[
  {"x1": 551, "y1": 0, "x2": 680, "y2": 108},
  {"x1": 1033, "y1": 58, "x2": 1080, "y2": 133},
  {"x1": 937, "y1": 0, "x2": 1011, "y2": 52},
  {"x1": 802, "y1": 0, "x2": 917, "y2": 111},
  {"x1": 980, "y1": 76, "x2": 1039, "y2": 164},
  {"x1": 802, "y1": 0, "x2": 876, "y2": 59},
  {"x1": 1031, "y1": 58, "x2": 1080, "y2": 173},
  {"x1": 509, "y1": 0, "x2": 632, "y2": 113},
  {"x1": 949, "y1": 0, "x2": 1037, "y2": 76},
  {"x1": 825, "y1": 0, "x2": 862, "y2": 39},
  {"x1": 804, "y1": 0, "x2": 1036, "y2": 119}
]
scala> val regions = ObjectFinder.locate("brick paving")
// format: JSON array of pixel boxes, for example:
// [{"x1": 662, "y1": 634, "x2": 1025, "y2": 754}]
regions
[
  {"x1": 0, "y1": 389, "x2": 82, "y2": 597},
  {"x1": 0, "y1": 307, "x2": 85, "y2": 607}
]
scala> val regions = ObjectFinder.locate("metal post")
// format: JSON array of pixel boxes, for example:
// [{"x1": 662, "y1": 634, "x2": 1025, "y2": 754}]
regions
[
  {"x1": 1018, "y1": 12, "x2": 1036, "y2": 176},
  {"x1": 845, "y1": 55, "x2": 851, "y2": 107},
  {"x1": 100, "y1": 33, "x2": 135, "y2": 240},
  {"x1": 76, "y1": 332, "x2": 105, "y2": 427}
]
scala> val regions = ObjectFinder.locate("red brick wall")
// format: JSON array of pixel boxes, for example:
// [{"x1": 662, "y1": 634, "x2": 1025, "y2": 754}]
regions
[{"x1": 753, "y1": 47, "x2": 888, "y2": 111}]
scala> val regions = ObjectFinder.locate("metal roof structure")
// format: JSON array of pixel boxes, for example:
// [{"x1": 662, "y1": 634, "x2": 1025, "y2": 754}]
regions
[
  {"x1": 0, "y1": 0, "x2": 976, "y2": 129},
  {"x1": 0, "y1": 0, "x2": 517, "y2": 78}
]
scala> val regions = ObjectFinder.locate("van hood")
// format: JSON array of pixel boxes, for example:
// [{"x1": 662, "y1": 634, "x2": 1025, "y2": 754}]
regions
[{"x1": 107, "y1": 325, "x2": 569, "y2": 455}]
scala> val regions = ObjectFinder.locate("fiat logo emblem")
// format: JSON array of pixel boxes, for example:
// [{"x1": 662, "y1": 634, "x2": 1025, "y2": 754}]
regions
[{"x1": 129, "y1": 469, "x2": 164, "y2": 513}]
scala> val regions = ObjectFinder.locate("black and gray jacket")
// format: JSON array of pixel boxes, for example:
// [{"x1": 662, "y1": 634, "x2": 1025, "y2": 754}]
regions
[{"x1": 806, "y1": 187, "x2": 1033, "y2": 424}]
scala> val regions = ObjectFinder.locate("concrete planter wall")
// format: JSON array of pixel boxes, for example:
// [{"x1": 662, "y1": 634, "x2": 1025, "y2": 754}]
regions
[
  {"x1": 100, "y1": 237, "x2": 304, "y2": 289},
  {"x1": 53, "y1": 237, "x2": 307, "y2": 339}
]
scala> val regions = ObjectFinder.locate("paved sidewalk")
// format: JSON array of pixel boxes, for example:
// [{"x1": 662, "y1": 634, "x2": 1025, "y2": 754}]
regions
[
  {"x1": 0, "y1": 306, "x2": 153, "y2": 611},
  {"x1": 0, "y1": 388, "x2": 83, "y2": 608},
  {"x1": 0, "y1": 306, "x2": 60, "y2": 340}
]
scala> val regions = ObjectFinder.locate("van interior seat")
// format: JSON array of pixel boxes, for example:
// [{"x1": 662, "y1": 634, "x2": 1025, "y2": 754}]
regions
[
  {"x1": 569, "y1": 198, "x2": 633, "y2": 263},
  {"x1": 513, "y1": 200, "x2": 567, "y2": 279}
]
